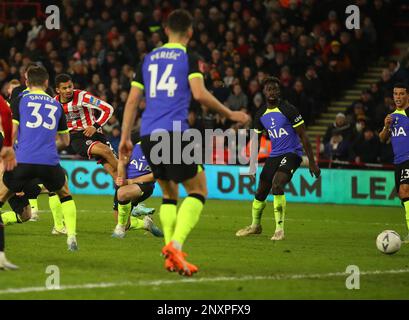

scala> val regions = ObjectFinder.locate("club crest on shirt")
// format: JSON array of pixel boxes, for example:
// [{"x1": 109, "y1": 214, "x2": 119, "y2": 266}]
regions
[
  {"x1": 270, "y1": 117, "x2": 276, "y2": 128},
  {"x1": 86, "y1": 140, "x2": 93, "y2": 146}
]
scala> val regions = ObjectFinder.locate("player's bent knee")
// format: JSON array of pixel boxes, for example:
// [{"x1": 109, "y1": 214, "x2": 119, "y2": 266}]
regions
[
  {"x1": 91, "y1": 143, "x2": 109, "y2": 157},
  {"x1": 20, "y1": 208, "x2": 31, "y2": 222},
  {"x1": 117, "y1": 188, "x2": 134, "y2": 202},
  {"x1": 57, "y1": 188, "x2": 72, "y2": 199},
  {"x1": 255, "y1": 190, "x2": 269, "y2": 201},
  {"x1": 271, "y1": 183, "x2": 284, "y2": 195}
]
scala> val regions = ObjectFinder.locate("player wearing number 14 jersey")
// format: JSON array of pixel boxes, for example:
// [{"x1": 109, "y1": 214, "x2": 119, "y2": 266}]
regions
[
  {"x1": 1, "y1": 66, "x2": 79, "y2": 251},
  {"x1": 120, "y1": 9, "x2": 248, "y2": 276},
  {"x1": 236, "y1": 77, "x2": 320, "y2": 240}
]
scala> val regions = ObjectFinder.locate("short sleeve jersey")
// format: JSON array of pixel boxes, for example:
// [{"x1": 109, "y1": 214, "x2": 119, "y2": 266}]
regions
[
  {"x1": 126, "y1": 142, "x2": 153, "y2": 179},
  {"x1": 390, "y1": 109, "x2": 409, "y2": 164},
  {"x1": 10, "y1": 90, "x2": 68, "y2": 165},
  {"x1": 254, "y1": 100, "x2": 304, "y2": 158},
  {"x1": 132, "y1": 43, "x2": 203, "y2": 136}
]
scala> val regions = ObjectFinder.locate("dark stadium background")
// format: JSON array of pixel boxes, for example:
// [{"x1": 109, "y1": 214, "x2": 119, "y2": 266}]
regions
[{"x1": 0, "y1": 0, "x2": 408, "y2": 168}]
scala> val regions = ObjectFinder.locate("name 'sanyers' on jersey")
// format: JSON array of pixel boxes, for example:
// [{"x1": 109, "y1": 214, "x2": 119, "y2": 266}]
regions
[
  {"x1": 131, "y1": 43, "x2": 203, "y2": 136},
  {"x1": 254, "y1": 100, "x2": 304, "y2": 158},
  {"x1": 10, "y1": 90, "x2": 68, "y2": 165},
  {"x1": 390, "y1": 109, "x2": 409, "y2": 164}
]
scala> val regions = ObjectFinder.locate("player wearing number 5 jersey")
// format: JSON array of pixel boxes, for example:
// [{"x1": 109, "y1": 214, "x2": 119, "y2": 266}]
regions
[
  {"x1": 120, "y1": 9, "x2": 249, "y2": 276},
  {"x1": 1, "y1": 66, "x2": 79, "y2": 251},
  {"x1": 236, "y1": 77, "x2": 320, "y2": 241}
]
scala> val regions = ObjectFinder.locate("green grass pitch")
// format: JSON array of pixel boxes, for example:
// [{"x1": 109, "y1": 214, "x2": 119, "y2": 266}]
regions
[{"x1": 1, "y1": 195, "x2": 409, "y2": 299}]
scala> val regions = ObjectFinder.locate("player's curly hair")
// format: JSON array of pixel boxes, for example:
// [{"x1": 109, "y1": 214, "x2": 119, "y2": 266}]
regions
[
  {"x1": 393, "y1": 82, "x2": 409, "y2": 91},
  {"x1": 166, "y1": 9, "x2": 193, "y2": 35},
  {"x1": 55, "y1": 73, "x2": 73, "y2": 88}
]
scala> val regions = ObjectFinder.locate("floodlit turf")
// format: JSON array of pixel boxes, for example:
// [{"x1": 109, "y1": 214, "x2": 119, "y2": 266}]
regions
[{"x1": 1, "y1": 195, "x2": 409, "y2": 299}]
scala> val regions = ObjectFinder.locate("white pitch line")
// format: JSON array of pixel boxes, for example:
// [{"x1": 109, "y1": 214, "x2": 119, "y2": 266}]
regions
[
  {"x1": 73, "y1": 210, "x2": 402, "y2": 226},
  {"x1": 1, "y1": 268, "x2": 409, "y2": 295}
]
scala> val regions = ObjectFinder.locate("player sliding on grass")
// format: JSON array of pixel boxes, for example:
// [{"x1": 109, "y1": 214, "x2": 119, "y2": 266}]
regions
[
  {"x1": 380, "y1": 83, "x2": 409, "y2": 243},
  {"x1": 0, "y1": 94, "x2": 18, "y2": 270},
  {"x1": 236, "y1": 77, "x2": 320, "y2": 240},
  {"x1": 112, "y1": 142, "x2": 163, "y2": 238},
  {"x1": 120, "y1": 9, "x2": 248, "y2": 276}
]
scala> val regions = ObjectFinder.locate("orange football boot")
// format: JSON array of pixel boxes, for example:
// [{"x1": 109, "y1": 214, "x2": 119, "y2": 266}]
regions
[{"x1": 162, "y1": 241, "x2": 198, "y2": 276}]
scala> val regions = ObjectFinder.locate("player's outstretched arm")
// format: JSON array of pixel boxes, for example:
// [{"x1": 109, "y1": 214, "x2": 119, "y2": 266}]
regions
[
  {"x1": 379, "y1": 114, "x2": 392, "y2": 143},
  {"x1": 119, "y1": 86, "x2": 143, "y2": 160},
  {"x1": 83, "y1": 93, "x2": 115, "y2": 137},
  {"x1": 189, "y1": 77, "x2": 249, "y2": 125},
  {"x1": 295, "y1": 124, "x2": 320, "y2": 178},
  {"x1": 116, "y1": 158, "x2": 128, "y2": 187}
]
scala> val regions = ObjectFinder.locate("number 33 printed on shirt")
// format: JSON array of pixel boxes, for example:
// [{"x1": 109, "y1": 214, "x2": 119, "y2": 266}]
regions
[
  {"x1": 26, "y1": 102, "x2": 58, "y2": 130},
  {"x1": 148, "y1": 64, "x2": 178, "y2": 98}
]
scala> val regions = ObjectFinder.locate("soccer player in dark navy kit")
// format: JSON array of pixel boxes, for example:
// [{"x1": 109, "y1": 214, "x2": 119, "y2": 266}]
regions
[
  {"x1": 120, "y1": 9, "x2": 248, "y2": 276},
  {"x1": 1, "y1": 66, "x2": 79, "y2": 251},
  {"x1": 380, "y1": 83, "x2": 409, "y2": 243},
  {"x1": 236, "y1": 77, "x2": 321, "y2": 240},
  {"x1": 112, "y1": 142, "x2": 163, "y2": 238}
]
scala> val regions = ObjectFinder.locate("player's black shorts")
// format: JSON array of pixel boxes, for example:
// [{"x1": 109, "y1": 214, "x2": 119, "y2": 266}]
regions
[
  {"x1": 140, "y1": 134, "x2": 204, "y2": 183},
  {"x1": 394, "y1": 160, "x2": 409, "y2": 193},
  {"x1": 113, "y1": 182, "x2": 155, "y2": 210},
  {"x1": 259, "y1": 152, "x2": 302, "y2": 183},
  {"x1": 135, "y1": 182, "x2": 155, "y2": 204},
  {"x1": 8, "y1": 194, "x2": 29, "y2": 215},
  {"x1": 7, "y1": 179, "x2": 43, "y2": 215},
  {"x1": 70, "y1": 131, "x2": 116, "y2": 162},
  {"x1": 3, "y1": 164, "x2": 66, "y2": 193}
]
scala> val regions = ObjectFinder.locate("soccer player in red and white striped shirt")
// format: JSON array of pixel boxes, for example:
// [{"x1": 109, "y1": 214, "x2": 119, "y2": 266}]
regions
[
  {"x1": 0, "y1": 94, "x2": 18, "y2": 270},
  {"x1": 54, "y1": 74, "x2": 118, "y2": 179}
]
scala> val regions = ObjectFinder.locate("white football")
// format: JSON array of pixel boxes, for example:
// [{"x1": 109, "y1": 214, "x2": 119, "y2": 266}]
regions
[{"x1": 376, "y1": 230, "x2": 401, "y2": 254}]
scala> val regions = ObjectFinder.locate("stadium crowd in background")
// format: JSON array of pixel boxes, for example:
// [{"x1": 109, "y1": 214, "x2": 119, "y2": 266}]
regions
[{"x1": 0, "y1": 0, "x2": 407, "y2": 164}]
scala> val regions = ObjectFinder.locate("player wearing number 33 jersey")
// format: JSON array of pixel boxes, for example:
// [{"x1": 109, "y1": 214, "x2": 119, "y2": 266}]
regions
[
  {"x1": 2, "y1": 65, "x2": 79, "y2": 252},
  {"x1": 10, "y1": 84, "x2": 67, "y2": 165}
]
